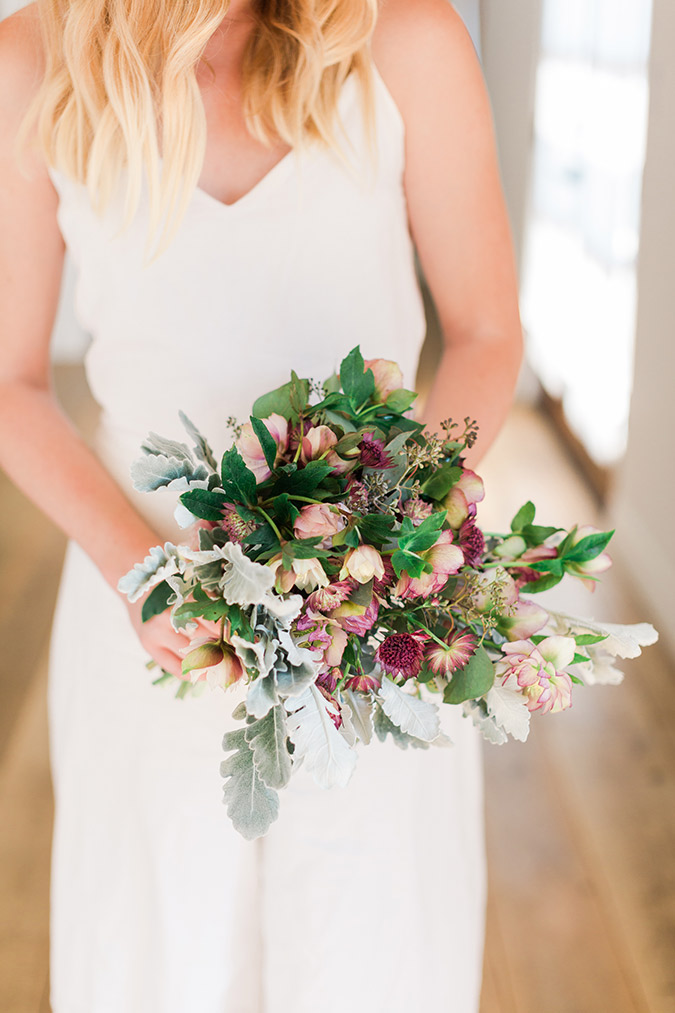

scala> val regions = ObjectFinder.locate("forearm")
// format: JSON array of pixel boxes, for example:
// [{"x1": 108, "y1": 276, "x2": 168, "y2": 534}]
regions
[
  {"x1": 417, "y1": 329, "x2": 523, "y2": 470},
  {"x1": 0, "y1": 380, "x2": 161, "y2": 591}
]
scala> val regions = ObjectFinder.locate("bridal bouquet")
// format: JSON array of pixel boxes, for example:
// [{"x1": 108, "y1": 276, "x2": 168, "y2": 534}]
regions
[{"x1": 118, "y1": 346, "x2": 658, "y2": 839}]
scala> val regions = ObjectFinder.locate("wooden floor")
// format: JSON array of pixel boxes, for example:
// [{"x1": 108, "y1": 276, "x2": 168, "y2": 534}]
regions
[{"x1": 1, "y1": 366, "x2": 673, "y2": 1012}]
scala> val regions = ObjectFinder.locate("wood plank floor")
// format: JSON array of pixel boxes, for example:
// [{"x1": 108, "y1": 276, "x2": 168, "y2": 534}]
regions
[{"x1": 0, "y1": 366, "x2": 673, "y2": 1012}]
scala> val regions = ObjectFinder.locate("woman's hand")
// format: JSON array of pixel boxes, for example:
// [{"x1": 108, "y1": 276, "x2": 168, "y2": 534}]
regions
[{"x1": 124, "y1": 597, "x2": 219, "y2": 681}]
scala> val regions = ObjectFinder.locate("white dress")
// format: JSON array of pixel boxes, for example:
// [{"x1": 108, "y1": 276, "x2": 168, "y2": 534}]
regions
[{"x1": 47, "y1": 62, "x2": 487, "y2": 1013}]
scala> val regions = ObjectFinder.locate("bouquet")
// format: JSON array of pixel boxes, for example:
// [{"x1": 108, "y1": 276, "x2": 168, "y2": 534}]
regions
[{"x1": 118, "y1": 346, "x2": 658, "y2": 839}]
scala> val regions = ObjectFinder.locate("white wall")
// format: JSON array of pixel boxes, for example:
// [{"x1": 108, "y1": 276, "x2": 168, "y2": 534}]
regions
[{"x1": 609, "y1": 0, "x2": 675, "y2": 655}]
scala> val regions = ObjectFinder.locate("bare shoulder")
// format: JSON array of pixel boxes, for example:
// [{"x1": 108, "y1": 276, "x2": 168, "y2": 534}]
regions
[
  {"x1": 0, "y1": 2, "x2": 45, "y2": 93},
  {"x1": 371, "y1": 0, "x2": 487, "y2": 124}
]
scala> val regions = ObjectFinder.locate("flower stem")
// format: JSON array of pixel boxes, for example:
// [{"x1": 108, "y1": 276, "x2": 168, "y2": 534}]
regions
[{"x1": 256, "y1": 507, "x2": 282, "y2": 541}]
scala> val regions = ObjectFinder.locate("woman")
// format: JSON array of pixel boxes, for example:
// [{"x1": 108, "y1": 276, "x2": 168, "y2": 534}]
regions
[{"x1": 0, "y1": 0, "x2": 523, "y2": 1010}]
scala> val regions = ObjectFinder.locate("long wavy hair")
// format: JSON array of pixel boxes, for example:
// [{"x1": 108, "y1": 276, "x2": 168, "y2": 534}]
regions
[{"x1": 18, "y1": 0, "x2": 379, "y2": 258}]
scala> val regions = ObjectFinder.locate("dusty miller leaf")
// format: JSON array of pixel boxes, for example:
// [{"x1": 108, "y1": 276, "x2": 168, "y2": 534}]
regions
[
  {"x1": 285, "y1": 685, "x2": 358, "y2": 789},
  {"x1": 220, "y1": 729, "x2": 280, "y2": 840},
  {"x1": 244, "y1": 705, "x2": 293, "y2": 790},
  {"x1": 485, "y1": 685, "x2": 531, "y2": 742},
  {"x1": 377, "y1": 675, "x2": 440, "y2": 742}
]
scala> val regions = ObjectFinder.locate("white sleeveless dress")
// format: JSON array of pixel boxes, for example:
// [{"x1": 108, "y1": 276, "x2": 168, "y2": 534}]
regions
[{"x1": 46, "y1": 62, "x2": 487, "y2": 1013}]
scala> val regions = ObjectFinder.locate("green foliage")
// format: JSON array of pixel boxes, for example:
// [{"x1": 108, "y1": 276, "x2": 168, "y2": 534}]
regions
[
  {"x1": 510, "y1": 501, "x2": 536, "y2": 532},
  {"x1": 179, "y1": 487, "x2": 228, "y2": 521},
  {"x1": 443, "y1": 646, "x2": 496, "y2": 704},
  {"x1": 520, "y1": 572, "x2": 563, "y2": 594},
  {"x1": 274, "y1": 460, "x2": 335, "y2": 497},
  {"x1": 339, "y1": 346, "x2": 375, "y2": 407},
  {"x1": 220, "y1": 447, "x2": 257, "y2": 505},
  {"x1": 385, "y1": 388, "x2": 417, "y2": 413},
  {"x1": 421, "y1": 464, "x2": 462, "y2": 501},
  {"x1": 249, "y1": 416, "x2": 277, "y2": 471},
  {"x1": 251, "y1": 374, "x2": 309, "y2": 422},
  {"x1": 172, "y1": 597, "x2": 230, "y2": 623},
  {"x1": 141, "y1": 580, "x2": 173, "y2": 623}
]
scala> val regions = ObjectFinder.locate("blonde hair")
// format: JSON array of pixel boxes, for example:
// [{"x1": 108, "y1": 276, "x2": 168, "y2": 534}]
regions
[{"x1": 19, "y1": 0, "x2": 378, "y2": 259}]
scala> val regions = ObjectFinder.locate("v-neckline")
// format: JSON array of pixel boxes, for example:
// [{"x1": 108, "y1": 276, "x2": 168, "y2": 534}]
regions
[{"x1": 183, "y1": 69, "x2": 360, "y2": 213}]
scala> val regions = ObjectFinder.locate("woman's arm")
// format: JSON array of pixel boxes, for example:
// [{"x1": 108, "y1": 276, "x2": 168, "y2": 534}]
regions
[
  {"x1": 0, "y1": 8, "x2": 194, "y2": 676},
  {"x1": 373, "y1": 0, "x2": 524, "y2": 468}
]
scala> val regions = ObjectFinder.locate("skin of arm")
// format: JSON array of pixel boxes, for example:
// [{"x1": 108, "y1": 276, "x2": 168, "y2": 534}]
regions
[
  {"x1": 372, "y1": 0, "x2": 524, "y2": 469},
  {"x1": 0, "y1": 7, "x2": 202, "y2": 676}
]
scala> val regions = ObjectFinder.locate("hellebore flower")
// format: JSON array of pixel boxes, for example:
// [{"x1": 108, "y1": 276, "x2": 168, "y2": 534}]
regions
[
  {"x1": 340, "y1": 545, "x2": 386, "y2": 584},
  {"x1": 329, "y1": 598, "x2": 380, "y2": 636},
  {"x1": 425, "y1": 629, "x2": 478, "y2": 677},
  {"x1": 236, "y1": 413, "x2": 288, "y2": 482},
  {"x1": 301, "y1": 425, "x2": 338, "y2": 463},
  {"x1": 268, "y1": 554, "x2": 329, "y2": 594},
  {"x1": 180, "y1": 638, "x2": 246, "y2": 690},
  {"x1": 376, "y1": 631, "x2": 427, "y2": 681},
  {"x1": 443, "y1": 469, "x2": 485, "y2": 528},
  {"x1": 495, "y1": 636, "x2": 576, "y2": 714},
  {"x1": 395, "y1": 530, "x2": 464, "y2": 600},
  {"x1": 363, "y1": 357, "x2": 404, "y2": 402},
  {"x1": 306, "y1": 580, "x2": 354, "y2": 613},
  {"x1": 295, "y1": 610, "x2": 348, "y2": 667},
  {"x1": 293, "y1": 502, "x2": 345, "y2": 542},
  {"x1": 496, "y1": 598, "x2": 550, "y2": 641}
]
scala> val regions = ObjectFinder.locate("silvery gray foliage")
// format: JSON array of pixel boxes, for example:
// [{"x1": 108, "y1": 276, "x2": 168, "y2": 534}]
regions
[
  {"x1": 462, "y1": 699, "x2": 508, "y2": 746},
  {"x1": 373, "y1": 706, "x2": 431, "y2": 750},
  {"x1": 220, "y1": 728, "x2": 280, "y2": 840},
  {"x1": 130, "y1": 430, "x2": 211, "y2": 493},
  {"x1": 182, "y1": 543, "x2": 275, "y2": 607},
  {"x1": 377, "y1": 675, "x2": 441, "y2": 742},
  {"x1": 341, "y1": 690, "x2": 374, "y2": 746},
  {"x1": 244, "y1": 705, "x2": 293, "y2": 791},
  {"x1": 117, "y1": 542, "x2": 183, "y2": 603},
  {"x1": 285, "y1": 685, "x2": 358, "y2": 790},
  {"x1": 178, "y1": 410, "x2": 219, "y2": 473},
  {"x1": 235, "y1": 608, "x2": 321, "y2": 720}
]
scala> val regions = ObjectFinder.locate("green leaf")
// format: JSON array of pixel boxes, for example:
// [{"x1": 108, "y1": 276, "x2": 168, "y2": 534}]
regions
[
  {"x1": 528, "y1": 557, "x2": 564, "y2": 576},
  {"x1": 285, "y1": 537, "x2": 332, "y2": 560},
  {"x1": 355, "y1": 513, "x2": 396, "y2": 544},
  {"x1": 173, "y1": 597, "x2": 230, "y2": 623},
  {"x1": 443, "y1": 646, "x2": 495, "y2": 704},
  {"x1": 249, "y1": 416, "x2": 277, "y2": 471},
  {"x1": 391, "y1": 549, "x2": 427, "y2": 579},
  {"x1": 563, "y1": 529, "x2": 615, "y2": 563},
  {"x1": 244, "y1": 705, "x2": 293, "y2": 790},
  {"x1": 141, "y1": 580, "x2": 173, "y2": 623},
  {"x1": 570, "y1": 652, "x2": 592, "y2": 665},
  {"x1": 511, "y1": 501, "x2": 536, "y2": 532},
  {"x1": 220, "y1": 729, "x2": 280, "y2": 840},
  {"x1": 339, "y1": 346, "x2": 375, "y2": 406},
  {"x1": 289, "y1": 371, "x2": 310, "y2": 419},
  {"x1": 251, "y1": 376, "x2": 309, "y2": 422},
  {"x1": 421, "y1": 465, "x2": 463, "y2": 501},
  {"x1": 275, "y1": 459, "x2": 335, "y2": 497},
  {"x1": 520, "y1": 572, "x2": 564, "y2": 593},
  {"x1": 574, "y1": 632, "x2": 609, "y2": 646},
  {"x1": 385, "y1": 388, "x2": 417, "y2": 413},
  {"x1": 179, "y1": 488, "x2": 228, "y2": 521},
  {"x1": 220, "y1": 447, "x2": 257, "y2": 505},
  {"x1": 323, "y1": 371, "x2": 341, "y2": 394},
  {"x1": 521, "y1": 523, "x2": 563, "y2": 546},
  {"x1": 270, "y1": 493, "x2": 299, "y2": 528},
  {"x1": 398, "y1": 511, "x2": 446, "y2": 554},
  {"x1": 242, "y1": 524, "x2": 280, "y2": 554}
]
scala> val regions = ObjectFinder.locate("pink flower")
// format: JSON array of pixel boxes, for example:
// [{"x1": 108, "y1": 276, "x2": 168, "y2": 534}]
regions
[
  {"x1": 425, "y1": 629, "x2": 478, "y2": 677},
  {"x1": 329, "y1": 598, "x2": 379, "y2": 636},
  {"x1": 306, "y1": 580, "x2": 354, "y2": 612},
  {"x1": 496, "y1": 599, "x2": 549, "y2": 641},
  {"x1": 394, "y1": 530, "x2": 464, "y2": 600},
  {"x1": 295, "y1": 611, "x2": 348, "y2": 668},
  {"x1": 495, "y1": 635, "x2": 576, "y2": 714},
  {"x1": 443, "y1": 469, "x2": 485, "y2": 528},
  {"x1": 402, "y1": 496, "x2": 434, "y2": 527},
  {"x1": 301, "y1": 425, "x2": 338, "y2": 463},
  {"x1": 340, "y1": 545, "x2": 386, "y2": 584},
  {"x1": 221, "y1": 504, "x2": 256, "y2": 545},
  {"x1": 180, "y1": 638, "x2": 246, "y2": 691},
  {"x1": 364, "y1": 357, "x2": 404, "y2": 401},
  {"x1": 293, "y1": 502, "x2": 345, "y2": 541},
  {"x1": 564, "y1": 525, "x2": 612, "y2": 591},
  {"x1": 236, "y1": 413, "x2": 288, "y2": 482},
  {"x1": 344, "y1": 670, "x2": 382, "y2": 693},
  {"x1": 376, "y1": 631, "x2": 427, "y2": 681}
]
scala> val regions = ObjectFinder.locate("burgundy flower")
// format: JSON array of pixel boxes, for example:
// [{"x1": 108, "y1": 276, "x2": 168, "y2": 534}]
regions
[
  {"x1": 221, "y1": 504, "x2": 257, "y2": 545},
  {"x1": 359, "y1": 434, "x2": 393, "y2": 470},
  {"x1": 376, "y1": 631, "x2": 427, "y2": 681},
  {"x1": 344, "y1": 670, "x2": 382, "y2": 693},
  {"x1": 402, "y1": 496, "x2": 434, "y2": 526},
  {"x1": 315, "y1": 681, "x2": 342, "y2": 729},
  {"x1": 344, "y1": 478, "x2": 370, "y2": 515},
  {"x1": 457, "y1": 516, "x2": 485, "y2": 568},
  {"x1": 425, "y1": 629, "x2": 478, "y2": 677},
  {"x1": 373, "y1": 556, "x2": 396, "y2": 597},
  {"x1": 316, "y1": 667, "x2": 341, "y2": 694}
]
